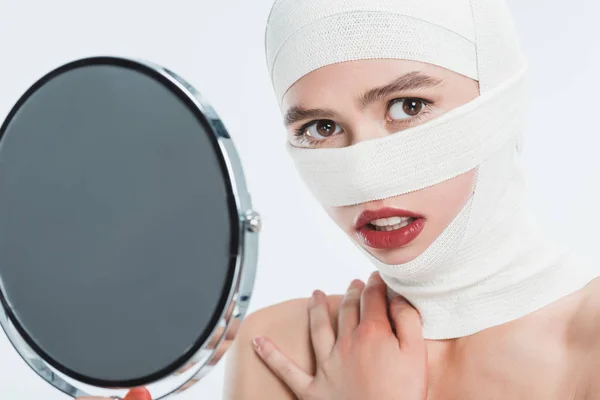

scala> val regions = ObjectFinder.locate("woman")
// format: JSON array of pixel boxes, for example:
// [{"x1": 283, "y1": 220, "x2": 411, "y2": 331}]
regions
[{"x1": 224, "y1": 0, "x2": 600, "y2": 399}]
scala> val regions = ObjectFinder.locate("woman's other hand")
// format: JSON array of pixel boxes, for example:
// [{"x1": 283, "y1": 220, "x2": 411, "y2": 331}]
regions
[
  {"x1": 253, "y1": 272, "x2": 428, "y2": 400},
  {"x1": 76, "y1": 387, "x2": 151, "y2": 400}
]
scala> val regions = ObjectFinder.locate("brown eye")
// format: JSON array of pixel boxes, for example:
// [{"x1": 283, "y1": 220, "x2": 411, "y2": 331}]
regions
[
  {"x1": 388, "y1": 98, "x2": 425, "y2": 121},
  {"x1": 315, "y1": 120, "x2": 336, "y2": 137},
  {"x1": 305, "y1": 119, "x2": 342, "y2": 139},
  {"x1": 403, "y1": 99, "x2": 423, "y2": 115}
]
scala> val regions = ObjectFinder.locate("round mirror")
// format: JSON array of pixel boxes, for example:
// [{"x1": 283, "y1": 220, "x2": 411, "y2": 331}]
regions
[{"x1": 0, "y1": 56, "x2": 259, "y2": 398}]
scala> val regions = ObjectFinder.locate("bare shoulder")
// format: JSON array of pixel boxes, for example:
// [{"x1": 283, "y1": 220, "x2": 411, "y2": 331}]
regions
[
  {"x1": 568, "y1": 277, "x2": 600, "y2": 342},
  {"x1": 563, "y1": 277, "x2": 600, "y2": 399},
  {"x1": 222, "y1": 294, "x2": 343, "y2": 400}
]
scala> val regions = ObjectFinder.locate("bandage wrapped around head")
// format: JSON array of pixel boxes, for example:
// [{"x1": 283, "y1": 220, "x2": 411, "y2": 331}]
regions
[{"x1": 265, "y1": 0, "x2": 598, "y2": 339}]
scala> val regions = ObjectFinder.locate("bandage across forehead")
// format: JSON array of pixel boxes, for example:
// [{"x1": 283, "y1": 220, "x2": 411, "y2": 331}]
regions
[
  {"x1": 266, "y1": 0, "x2": 523, "y2": 101},
  {"x1": 265, "y1": 0, "x2": 598, "y2": 339}
]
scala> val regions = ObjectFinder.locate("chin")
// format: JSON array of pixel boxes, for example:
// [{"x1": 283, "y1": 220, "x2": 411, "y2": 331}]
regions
[
  {"x1": 350, "y1": 233, "x2": 426, "y2": 265},
  {"x1": 369, "y1": 244, "x2": 424, "y2": 265}
]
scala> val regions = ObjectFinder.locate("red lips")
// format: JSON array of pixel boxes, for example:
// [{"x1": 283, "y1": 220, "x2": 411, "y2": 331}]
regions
[{"x1": 354, "y1": 208, "x2": 425, "y2": 250}]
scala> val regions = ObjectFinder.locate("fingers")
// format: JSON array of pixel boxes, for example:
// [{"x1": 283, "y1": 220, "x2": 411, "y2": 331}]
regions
[
  {"x1": 253, "y1": 335, "x2": 312, "y2": 396},
  {"x1": 123, "y1": 388, "x2": 151, "y2": 400},
  {"x1": 389, "y1": 296, "x2": 425, "y2": 350},
  {"x1": 337, "y1": 279, "x2": 365, "y2": 338},
  {"x1": 77, "y1": 388, "x2": 151, "y2": 400},
  {"x1": 308, "y1": 290, "x2": 335, "y2": 364},
  {"x1": 359, "y1": 272, "x2": 392, "y2": 329}
]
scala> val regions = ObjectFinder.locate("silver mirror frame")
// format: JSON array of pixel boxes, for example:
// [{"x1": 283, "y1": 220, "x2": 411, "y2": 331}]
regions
[{"x1": 0, "y1": 56, "x2": 260, "y2": 399}]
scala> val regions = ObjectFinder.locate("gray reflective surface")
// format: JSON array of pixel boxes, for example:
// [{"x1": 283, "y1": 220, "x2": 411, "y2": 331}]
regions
[{"x1": 0, "y1": 65, "x2": 234, "y2": 382}]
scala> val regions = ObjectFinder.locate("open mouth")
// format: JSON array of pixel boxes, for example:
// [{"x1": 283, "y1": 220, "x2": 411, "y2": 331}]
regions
[
  {"x1": 354, "y1": 208, "x2": 425, "y2": 250},
  {"x1": 367, "y1": 216, "x2": 416, "y2": 232}
]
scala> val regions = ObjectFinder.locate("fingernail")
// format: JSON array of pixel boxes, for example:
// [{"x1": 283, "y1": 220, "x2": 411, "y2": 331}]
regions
[
  {"x1": 308, "y1": 290, "x2": 320, "y2": 306},
  {"x1": 252, "y1": 336, "x2": 265, "y2": 351},
  {"x1": 123, "y1": 387, "x2": 151, "y2": 400},
  {"x1": 368, "y1": 271, "x2": 379, "y2": 282},
  {"x1": 347, "y1": 279, "x2": 361, "y2": 291}
]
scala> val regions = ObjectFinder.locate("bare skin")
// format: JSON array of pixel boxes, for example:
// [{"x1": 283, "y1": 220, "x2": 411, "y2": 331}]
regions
[
  {"x1": 225, "y1": 277, "x2": 600, "y2": 399},
  {"x1": 252, "y1": 273, "x2": 428, "y2": 400},
  {"x1": 224, "y1": 58, "x2": 600, "y2": 399}
]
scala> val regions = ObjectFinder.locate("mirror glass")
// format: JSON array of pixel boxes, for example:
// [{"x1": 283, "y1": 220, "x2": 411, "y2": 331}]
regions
[{"x1": 0, "y1": 57, "x2": 258, "y2": 398}]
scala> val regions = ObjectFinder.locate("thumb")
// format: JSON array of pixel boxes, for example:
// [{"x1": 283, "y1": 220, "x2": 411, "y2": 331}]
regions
[{"x1": 123, "y1": 387, "x2": 152, "y2": 400}]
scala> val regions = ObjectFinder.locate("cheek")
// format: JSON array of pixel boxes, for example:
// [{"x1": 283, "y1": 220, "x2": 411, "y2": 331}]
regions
[
  {"x1": 422, "y1": 169, "x2": 477, "y2": 219},
  {"x1": 321, "y1": 169, "x2": 476, "y2": 232},
  {"x1": 325, "y1": 205, "x2": 356, "y2": 232},
  {"x1": 453, "y1": 168, "x2": 477, "y2": 203}
]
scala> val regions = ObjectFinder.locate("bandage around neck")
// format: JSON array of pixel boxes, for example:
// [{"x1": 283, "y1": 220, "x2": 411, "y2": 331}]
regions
[{"x1": 265, "y1": 0, "x2": 599, "y2": 339}]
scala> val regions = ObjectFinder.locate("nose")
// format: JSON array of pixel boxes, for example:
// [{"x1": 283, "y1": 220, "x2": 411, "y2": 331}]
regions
[{"x1": 347, "y1": 120, "x2": 389, "y2": 146}]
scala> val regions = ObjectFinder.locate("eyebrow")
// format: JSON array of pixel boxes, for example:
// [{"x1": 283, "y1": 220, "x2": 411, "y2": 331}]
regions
[
  {"x1": 283, "y1": 72, "x2": 443, "y2": 126},
  {"x1": 284, "y1": 107, "x2": 337, "y2": 126},
  {"x1": 358, "y1": 71, "x2": 443, "y2": 110}
]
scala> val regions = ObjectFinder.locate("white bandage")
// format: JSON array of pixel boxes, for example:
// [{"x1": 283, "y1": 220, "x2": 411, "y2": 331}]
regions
[
  {"x1": 265, "y1": 0, "x2": 599, "y2": 339},
  {"x1": 285, "y1": 67, "x2": 526, "y2": 207}
]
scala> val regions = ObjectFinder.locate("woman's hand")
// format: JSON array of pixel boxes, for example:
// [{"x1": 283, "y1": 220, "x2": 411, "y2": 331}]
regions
[
  {"x1": 76, "y1": 387, "x2": 151, "y2": 400},
  {"x1": 252, "y1": 272, "x2": 428, "y2": 400}
]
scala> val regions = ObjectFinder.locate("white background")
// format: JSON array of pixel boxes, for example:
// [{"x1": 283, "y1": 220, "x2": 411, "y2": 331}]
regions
[{"x1": 0, "y1": 0, "x2": 598, "y2": 398}]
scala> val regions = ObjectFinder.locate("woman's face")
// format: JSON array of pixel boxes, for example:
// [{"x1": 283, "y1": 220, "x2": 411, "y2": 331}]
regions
[{"x1": 281, "y1": 59, "x2": 480, "y2": 264}]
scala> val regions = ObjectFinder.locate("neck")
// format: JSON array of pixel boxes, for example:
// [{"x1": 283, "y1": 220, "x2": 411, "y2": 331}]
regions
[{"x1": 381, "y1": 207, "x2": 598, "y2": 339}]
